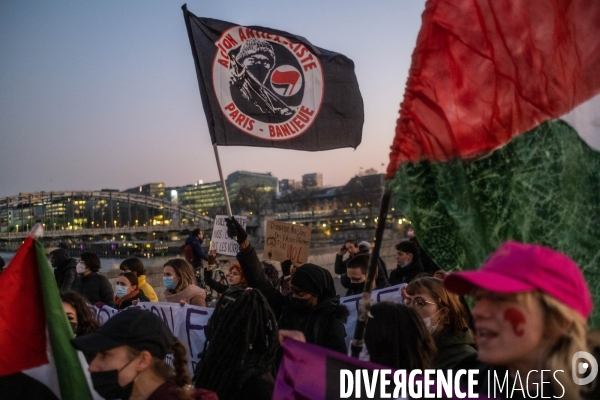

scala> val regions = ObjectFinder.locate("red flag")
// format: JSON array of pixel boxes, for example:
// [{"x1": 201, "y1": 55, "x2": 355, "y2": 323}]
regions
[
  {"x1": 387, "y1": 0, "x2": 600, "y2": 176},
  {"x1": 0, "y1": 237, "x2": 47, "y2": 374}
]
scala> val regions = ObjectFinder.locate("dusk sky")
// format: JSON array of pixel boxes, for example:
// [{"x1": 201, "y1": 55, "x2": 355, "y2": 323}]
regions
[{"x1": 0, "y1": 0, "x2": 426, "y2": 198}]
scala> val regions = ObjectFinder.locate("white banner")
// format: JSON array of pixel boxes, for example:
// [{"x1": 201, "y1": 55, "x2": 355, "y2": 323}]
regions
[
  {"x1": 209, "y1": 215, "x2": 247, "y2": 256},
  {"x1": 90, "y1": 285, "x2": 405, "y2": 374},
  {"x1": 92, "y1": 302, "x2": 214, "y2": 374}
]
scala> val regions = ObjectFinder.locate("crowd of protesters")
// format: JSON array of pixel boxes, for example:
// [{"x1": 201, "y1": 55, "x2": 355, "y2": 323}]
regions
[{"x1": 1, "y1": 219, "x2": 596, "y2": 399}]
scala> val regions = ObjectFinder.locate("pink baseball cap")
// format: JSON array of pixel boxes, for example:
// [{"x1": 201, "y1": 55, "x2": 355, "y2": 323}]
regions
[{"x1": 444, "y1": 241, "x2": 593, "y2": 319}]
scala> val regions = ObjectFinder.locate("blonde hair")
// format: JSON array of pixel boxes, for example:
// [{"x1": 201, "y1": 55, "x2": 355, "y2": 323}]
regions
[
  {"x1": 164, "y1": 259, "x2": 196, "y2": 293},
  {"x1": 519, "y1": 291, "x2": 588, "y2": 400}
]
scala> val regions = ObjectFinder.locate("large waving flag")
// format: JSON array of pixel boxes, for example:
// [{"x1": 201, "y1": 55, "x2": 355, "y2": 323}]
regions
[
  {"x1": 182, "y1": 5, "x2": 363, "y2": 151},
  {"x1": 0, "y1": 228, "x2": 97, "y2": 399},
  {"x1": 386, "y1": 0, "x2": 600, "y2": 325}
]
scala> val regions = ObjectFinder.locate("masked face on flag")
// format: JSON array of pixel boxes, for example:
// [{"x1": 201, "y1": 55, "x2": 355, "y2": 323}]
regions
[
  {"x1": 216, "y1": 28, "x2": 323, "y2": 136},
  {"x1": 182, "y1": 7, "x2": 363, "y2": 150}
]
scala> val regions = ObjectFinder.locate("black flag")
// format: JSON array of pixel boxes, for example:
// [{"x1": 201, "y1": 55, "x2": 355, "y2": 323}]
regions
[{"x1": 182, "y1": 5, "x2": 363, "y2": 151}]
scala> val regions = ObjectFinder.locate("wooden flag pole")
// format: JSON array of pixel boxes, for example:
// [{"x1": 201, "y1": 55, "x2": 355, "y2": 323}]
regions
[
  {"x1": 212, "y1": 143, "x2": 233, "y2": 218},
  {"x1": 350, "y1": 188, "x2": 392, "y2": 358}
]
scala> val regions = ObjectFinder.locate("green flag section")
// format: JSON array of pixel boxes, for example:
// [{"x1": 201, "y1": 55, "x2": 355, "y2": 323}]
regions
[
  {"x1": 389, "y1": 120, "x2": 600, "y2": 326},
  {"x1": 0, "y1": 235, "x2": 94, "y2": 400}
]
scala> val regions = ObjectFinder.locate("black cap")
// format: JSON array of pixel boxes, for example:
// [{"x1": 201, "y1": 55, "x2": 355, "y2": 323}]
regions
[{"x1": 71, "y1": 308, "x2": 176, "y2": 359}]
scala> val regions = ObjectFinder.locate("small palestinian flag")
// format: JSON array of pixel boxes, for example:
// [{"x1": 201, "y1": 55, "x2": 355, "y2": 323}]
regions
[
  {"x1": 386, "y1": 0, "x2": 600, "y2": 325},
  {"x1": 0, "y1": 227, "x2": 96, "y2": 399}
]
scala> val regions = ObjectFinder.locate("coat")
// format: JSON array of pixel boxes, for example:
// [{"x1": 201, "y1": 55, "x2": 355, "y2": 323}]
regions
[
  {"x1": 73, "y1": 272, "x2": 114, "y2": 307},
  {"x1": 51, "y1": 249, "x2": 79, "y2": 291},
  {"x1": 236, "y1": 244, "x2": 349, "y2": 353},
  {"x1": 137, "y1": 275, "x2": 158, "y2": 302},
  {"x1": 388, "y1": 258, "x2": 425, "y2": 285},
  {"x1": 433, "y1": 329, "x2": 477, "y2": 370}
]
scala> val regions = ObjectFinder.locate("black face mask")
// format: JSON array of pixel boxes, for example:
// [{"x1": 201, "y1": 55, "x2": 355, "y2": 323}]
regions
[
  {"x1": 289, "y1": 296, "x2": 312, "y2": 313},
  {"x1": 90, "y1": 359, "x2": 136, "y2": 400},
  {"x1": 349, "y1": 282, "x2": 365, "y2": 293}
]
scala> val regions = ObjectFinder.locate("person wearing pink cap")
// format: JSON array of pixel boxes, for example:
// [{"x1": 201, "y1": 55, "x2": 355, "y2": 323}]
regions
[{"x1": 445, "y1": 241, "x2": 598, "y2": 399}]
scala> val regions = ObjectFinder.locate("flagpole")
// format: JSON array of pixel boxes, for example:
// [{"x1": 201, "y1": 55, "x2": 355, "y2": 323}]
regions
[
  {"x1": 213, "y1": 143, "x2": 233, "y2": 218},
  {"x1": 350, "y1": 188, "x2": 392, "y2": 358}
]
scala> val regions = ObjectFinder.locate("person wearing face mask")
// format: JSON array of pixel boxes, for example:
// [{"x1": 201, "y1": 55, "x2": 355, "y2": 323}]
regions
[
  {"x1": 204, "y1": 250, "x2": 247, "y2": 295},
  {"x1": 60, "y1": 290, "x2": 100, "y2": 337},
  {"x1": 404, "y1": 277, "x2": 476, "y2": 370},
  {"x1": 389, "y1": 240, "x2": 424, "y2": 285},
  {"x1": 344, "y1": 254, "x2": 389, "y2": 296},
  {"x1": 50, "y1": 248, "x2": 79, "y2": 291},
  {"x1": 444, "y1": 241, "x2": 600, "y2": 400},
  {"x1": 72, "y1": 252, "x2": 114, "y2": 307},
  {"x1": 225, "y1": 217, "x2": 349, "y2": 353},
  {"x1": 163, "y1": 259, "x2": 206, "y2": 307},
  {"x1": 114, "y1": 272, "x2": 150, "y2": 310},
  {"x1": 119, "y1": 258, "x2": 158, "y2": 302},
  {"x1": 71, "y1": 308, "x2": 218, "y2": 400}
]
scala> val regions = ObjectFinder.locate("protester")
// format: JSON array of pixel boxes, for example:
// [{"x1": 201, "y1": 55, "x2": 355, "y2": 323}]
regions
[
  {"x1": 357, "y1": 240, "x2": 389, "y2": 280},
  {"x1": 50, "y1": 248, "x2": 79, "y2": 291},
  {"x1": 226, "y1": 217, "x2": 349, "y2": 353},
  {"x1": 72, "y1": 252, "x2": 114, "y2": 307},
  {"x1": 334, "y1": 239, "x2": 360, "y2": 275},
  {"x1": 364, "y1": 302, "x2": 437, "y2": 370},
  {"x1": 344, "y1": 254, "x2": 389, "y2": 296},
  {"x1": 445, "y1": 241, "x2": 599, "y2": 399},
  {"x1": 194, "y1": 288, "x2": 277, "y2": 400},
  {"x1": 114, "y1": 272, "x2": 151, "y2": 310},
  {"x1": 182, "y1": 229, "x2": 208, "y2": 270},
  {"x1": 163, "y1": 259, "x2": 206, "y2": 306},
  {"x1": 71, "y1": 308, "x2": 217, "y2": 400},
  {"x1": 389, "y1": 240, "x2": 424, "y2": 285},
  {"x1": 409, "y1": 235, "x2": 441, "y2": 274},
  {"x1": 119, "y1": 258, "x2": 158, "y2": 302},
  {"x1": 404, "y1": 277, "x2": 476, "y2": 370},
  {"x1": 262, "y1": 261, "x2": 280, "y2": 289},
  {"x1": 60, "y1": 290, "x2": 100, "y2": 336},
  {"x1": 204, "y1": 250, "x2": 247, "y2": 294}
]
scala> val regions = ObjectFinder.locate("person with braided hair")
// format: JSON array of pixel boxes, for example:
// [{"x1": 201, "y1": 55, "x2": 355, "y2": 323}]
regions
[
  {"x1": 225, "y1": 217, "x2": 349, "y2": 354},
  {"x1": 194, "y1": 288, "x2": 278, "y2": 400},
  {"x1": 72, "y1": 308, "x2": 217, "y2": 400}
]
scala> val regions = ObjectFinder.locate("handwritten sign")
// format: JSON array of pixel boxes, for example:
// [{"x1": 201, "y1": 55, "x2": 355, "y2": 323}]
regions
[
  {"x1": 264, "y1": 220, "x2": 311, "y2": 264},
  {"x1": 209, "y1": 215, "x2": 247, "y2": 256}
]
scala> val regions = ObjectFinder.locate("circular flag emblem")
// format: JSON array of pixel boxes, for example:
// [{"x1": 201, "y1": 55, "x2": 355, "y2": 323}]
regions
[{"x1": 212, "y1": 26, "x2": 324, "y2": 141}]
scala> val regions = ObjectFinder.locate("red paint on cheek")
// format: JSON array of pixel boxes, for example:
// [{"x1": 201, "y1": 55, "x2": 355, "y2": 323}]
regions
[{"x1": 504, "y1": 308, "x2": 526, "y2": 336}]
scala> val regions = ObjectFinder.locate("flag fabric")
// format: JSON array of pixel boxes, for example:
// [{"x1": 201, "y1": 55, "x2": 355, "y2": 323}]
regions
[
  {"x1": 386, "y1": 0, "x2": 600, "y2": 325},
  {"x1": 0, "y1": 234, "x2": 96, "y2": 399},
  {"x1": 182, "y1": 5, "x2": 363, "y2": 151}
]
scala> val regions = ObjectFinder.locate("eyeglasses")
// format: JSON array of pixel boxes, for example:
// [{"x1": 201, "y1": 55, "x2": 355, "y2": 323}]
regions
[{"x1": 402, "y1": 296, "x2": 437, "y2": 309}]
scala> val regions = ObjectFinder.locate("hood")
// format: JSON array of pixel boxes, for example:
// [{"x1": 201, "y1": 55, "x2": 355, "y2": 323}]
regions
[
  {"x1": 50, "y1": 249, "x2": 73, "y2": 269},
  {"x1": 436, "y1": 328, "x2": 475, "y2": 348},
  {"x1": 313, "y1": 296, "x2": 350, "y2": 323}
]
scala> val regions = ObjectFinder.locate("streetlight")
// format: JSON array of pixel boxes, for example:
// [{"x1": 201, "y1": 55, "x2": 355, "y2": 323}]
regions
[
  {"x1": 114, "y1": 220, "x2": 117, "y2": 228},
  {"x1": 15, "y1": 225, "x2": 18, "y2": 233}
]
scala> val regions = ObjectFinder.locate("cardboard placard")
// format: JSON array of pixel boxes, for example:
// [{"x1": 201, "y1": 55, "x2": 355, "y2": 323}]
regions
[
  {"x1": 264, "y1": 220, "x2": 311, "y2": 264},
  {"x1": 210, "y1": 215, "x2": 247, "y2": 256}
]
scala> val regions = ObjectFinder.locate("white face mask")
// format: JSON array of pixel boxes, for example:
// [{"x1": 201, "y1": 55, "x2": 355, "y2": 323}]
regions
[
  {"x1": 423, "y1": 308, "x2": 444, "y2": 334},
  {"x1": 76, "y1": 263, "x2": 86, "y2": 274},
  {"x1": 399, "y1": 261, "x2": 409, "y2": 268}
]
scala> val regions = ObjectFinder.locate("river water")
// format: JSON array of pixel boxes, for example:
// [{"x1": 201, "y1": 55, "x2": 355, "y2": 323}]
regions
[{"x1": 0, "y1": 252, "x2": 182, "y2": 270}]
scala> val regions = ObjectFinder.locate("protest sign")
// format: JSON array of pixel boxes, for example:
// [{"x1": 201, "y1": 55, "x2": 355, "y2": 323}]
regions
[
  {"x1": 264, "y1": 220, "x2": 311, "y2": 264},
  {"x1": 209, "y1": 215, "x2": 247, "y2": 256},
  {"x1": 92, "y1": 302, "x2": 214, "y2": 374}
]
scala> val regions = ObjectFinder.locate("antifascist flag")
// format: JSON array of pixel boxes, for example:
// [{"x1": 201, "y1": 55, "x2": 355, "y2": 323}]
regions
[
  {"x1": 0, "y1": 230, "x2": 98, "y2": 399},
  {"x1": 182, "y1": 5, "x2": 363, "y2": 151},
  {"x1": 386, "y1": 0, "x2": 600, "y2": 324}
]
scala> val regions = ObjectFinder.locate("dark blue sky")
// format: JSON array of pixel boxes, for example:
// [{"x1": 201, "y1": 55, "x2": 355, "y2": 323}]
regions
[{"x1": 0, "y1": 0, "x2": 426, "y2": 197}]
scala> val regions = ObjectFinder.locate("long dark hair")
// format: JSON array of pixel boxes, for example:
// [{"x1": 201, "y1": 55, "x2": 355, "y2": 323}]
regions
[
  {"x1": 119, "y1": 257, "x2": 146, "y2": 276},
  {"x1": 60, "y1": 290, "x2": 100, "y2": 336},
  {"x1": 364, "y1": 302, "x2": 436, "y2": 370},
  {"x1": 194, "y1": 288, "x2": 278, "y2": 399}
]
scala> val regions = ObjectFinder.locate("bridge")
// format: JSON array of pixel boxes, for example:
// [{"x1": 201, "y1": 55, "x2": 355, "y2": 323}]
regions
[{"x1": 0, "y1": 191, "x2": 213, "y2": 240}]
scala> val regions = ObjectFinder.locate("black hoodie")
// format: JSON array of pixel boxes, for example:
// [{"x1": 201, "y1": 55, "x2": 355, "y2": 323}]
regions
[{"x1": 51, "y1": 249, "x2": 79, "y2": 291}]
